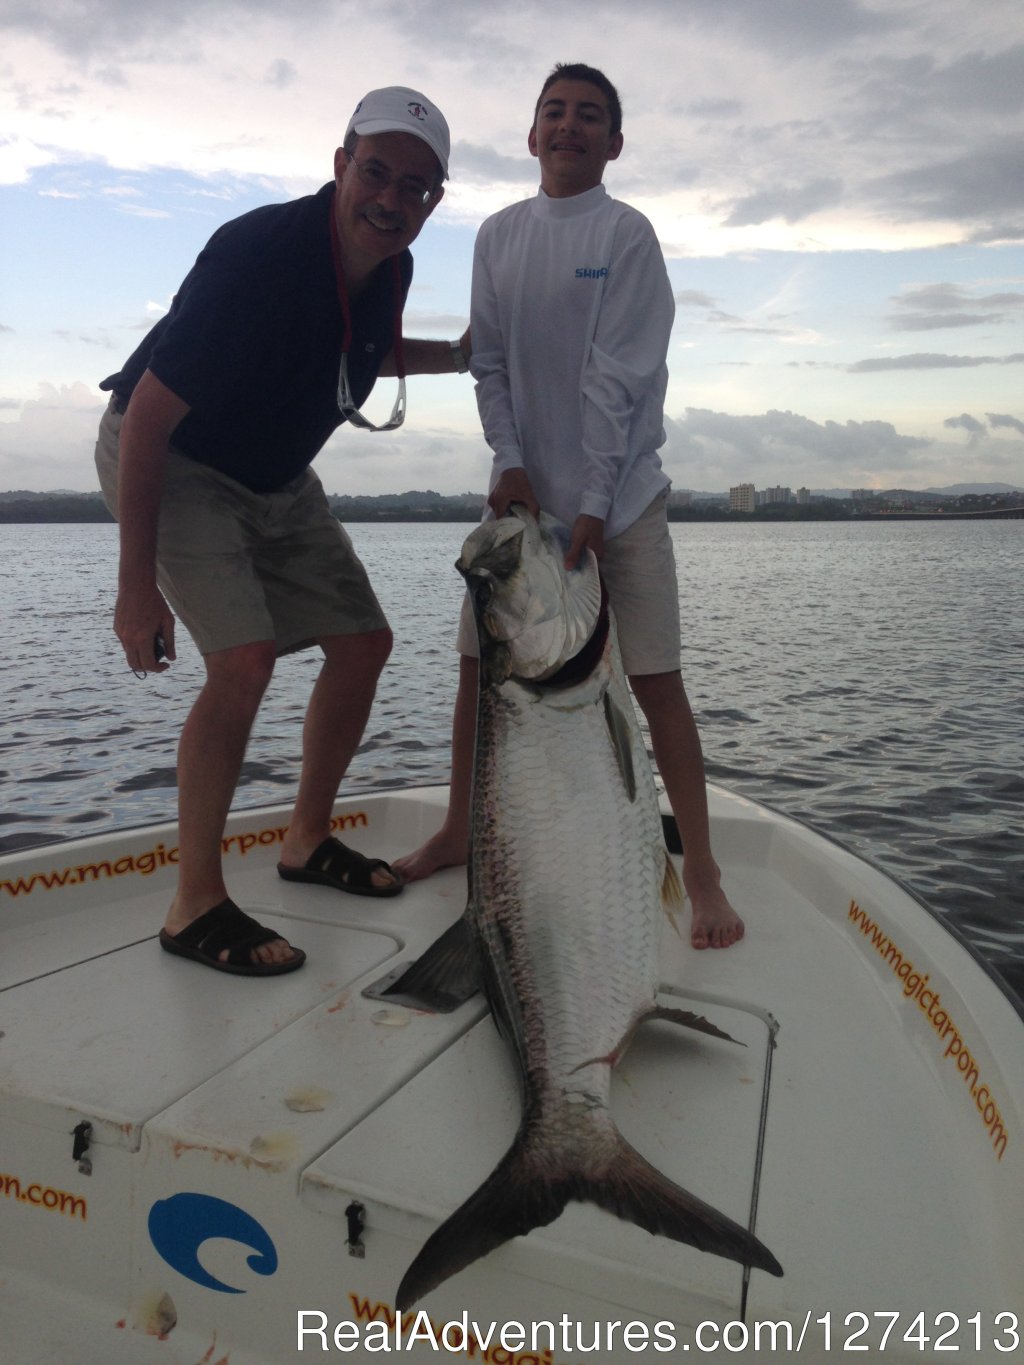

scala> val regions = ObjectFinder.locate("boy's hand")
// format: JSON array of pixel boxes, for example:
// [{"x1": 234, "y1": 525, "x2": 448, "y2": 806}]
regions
[
  {"x1": 488, "y1": 467, "x2": 540, "y2": 520},
  {"x1": 565, "y1": 514, "x2": 605, "y2": 569}
]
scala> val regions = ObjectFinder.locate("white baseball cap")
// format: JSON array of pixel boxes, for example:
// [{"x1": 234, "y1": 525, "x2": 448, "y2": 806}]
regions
[{"x1": 345, "y1": 86, "x2": 451, "y2": 179}]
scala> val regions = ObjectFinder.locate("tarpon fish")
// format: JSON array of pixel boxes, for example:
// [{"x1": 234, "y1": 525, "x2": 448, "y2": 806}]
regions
[{"x1": 388, "y1": 507, "x2": 782, "y2": 1308}]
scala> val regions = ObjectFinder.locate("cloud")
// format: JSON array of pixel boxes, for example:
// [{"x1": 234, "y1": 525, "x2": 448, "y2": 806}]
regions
[
  {"x1": 944, "y1": 413, "x2": 987, "y2": 438},
  {"x1": 987, "y1": 412, "x2": 1024, "y2": 436},
  {"x1": 663, "y1": 406, "x2": 929, "y2": 471},
  {"x1": 264, "y1": 59, "x2": 297, "y2": 89},
  {"x1": 968, "y1": 224, "x2": 1024, "y2": 244},
  {"x1": 656, "y1": 405, "x2": 1023, "y2": 491},
  {"x1": 722, "y1": 178, "x2": 844, "y2": 228},
  {"x1": 675, "y1": 290, "x2": 718, "y2": 309},
  {"x1": 0, "y1": 382, "x2": 106, "y2": 489},
  {"x1": 653, "y1": 0, "x2": 903, "y2": 54},
  {"x1": 449, "y1": 141, "x2": 534, "y2": 188},
  {"x1": 854, "y1": 42, "x2": 1024, "y2": 122},
  {"x1": 2, "y1": 0, "x2": 323, "y2": 58},
  {"x1": 686, "y1": 98, "x2": 743, "y2": 120},
  {"x1": 885, "y1": 280, "x2": 1024, "y2": 332},
  {"x1": 848, "y1": 352, "x2": 1024, "y2": 373},
  {"x1": 889, "y1": 313, "x2": 1006, "y2": 331},
  {"x1": 867, "y1": 138, "x2": 1024, "y2": 225}
]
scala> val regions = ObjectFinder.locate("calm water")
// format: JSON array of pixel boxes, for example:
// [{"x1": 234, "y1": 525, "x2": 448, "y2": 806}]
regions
[{"x1": 3, "y1": 520, "x2": 1022, "y2": 998}]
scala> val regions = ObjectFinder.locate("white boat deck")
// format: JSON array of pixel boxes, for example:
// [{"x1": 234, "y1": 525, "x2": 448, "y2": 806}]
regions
[{"x1": 1, "y1": 785, "x2": 1022, "y2": 1363}]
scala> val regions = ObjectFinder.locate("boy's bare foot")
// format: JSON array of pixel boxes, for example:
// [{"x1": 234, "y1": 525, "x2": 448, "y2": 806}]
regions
[
  {"x1": 686, "y1": 878, "x2": 745, "y2": 950},
  {"x1": 392, "y1": 829, "x2": 468, "y2": 884}
]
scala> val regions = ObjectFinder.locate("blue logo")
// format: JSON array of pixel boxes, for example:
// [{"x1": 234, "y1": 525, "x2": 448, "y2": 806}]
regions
[
  {"x1": 575, "y1": 266, "x2": 609, "y2": 279},
  {"x1": 147, "y1": 1193, "x2": 278, "y2": 1294}
]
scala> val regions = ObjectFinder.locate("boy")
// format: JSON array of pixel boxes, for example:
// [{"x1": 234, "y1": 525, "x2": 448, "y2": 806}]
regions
[{"x1": 396, "y1": 65, "x2": 741, "y2": 949}]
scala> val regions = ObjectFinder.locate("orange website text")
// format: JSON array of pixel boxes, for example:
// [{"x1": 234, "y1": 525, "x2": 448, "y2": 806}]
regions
[
  {"x1": 847, "y1": 899, "x2": 1008, "y2": 1160},
  {"x1": 1, "y1": 812, "x2": 368, "y2": 901},
  {"x1": 2, "y1": 1172, "x2": 87, "y2": 1222}
]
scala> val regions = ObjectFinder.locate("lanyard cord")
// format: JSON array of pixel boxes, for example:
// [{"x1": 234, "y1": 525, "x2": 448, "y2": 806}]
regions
[{"x1": 328, "y1": 188, "x2": 406, "y2": 379}]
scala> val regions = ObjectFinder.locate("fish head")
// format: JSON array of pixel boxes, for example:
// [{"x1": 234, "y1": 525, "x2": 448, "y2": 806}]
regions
[{"x1": 457, "y1": 506, "x2": 602, "y2": 681}]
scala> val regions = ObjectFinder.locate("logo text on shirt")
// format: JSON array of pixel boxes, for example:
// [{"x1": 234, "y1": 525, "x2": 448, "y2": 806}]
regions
[{"x1": 575, "y1": 267, "x2": 609, "y2": 279}]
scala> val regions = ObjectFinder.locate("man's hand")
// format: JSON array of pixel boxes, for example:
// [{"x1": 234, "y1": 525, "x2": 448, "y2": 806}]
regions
[
  {"x1": 113, "y1": 370, "x2": 188, "y2": 675},
  {"x1": 565, "y1": 514, "x2": 605, "y2": 569},
  {"x1": 115, "y1": 584, "x2": 176, "y2": 675},
  {"x1": 488, "y1": 467, "x2": 540, "y2": 521}
]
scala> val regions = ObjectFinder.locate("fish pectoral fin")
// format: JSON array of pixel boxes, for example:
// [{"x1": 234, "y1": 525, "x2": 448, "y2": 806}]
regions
[
  {"x1": 602, "y1": 692, "x2": 637, "y2": 801},
  {"x1": 643, "y1": 1004, "x2": 745, "y2": 1047},
  {"x1": 377, "y1": 912, "x2": 482, "y2": 1013}
]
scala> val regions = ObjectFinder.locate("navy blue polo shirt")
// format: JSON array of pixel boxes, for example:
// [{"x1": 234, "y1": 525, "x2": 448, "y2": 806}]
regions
[{"x1": 100, "y1": 182, "x2": 412, "y2": 493}]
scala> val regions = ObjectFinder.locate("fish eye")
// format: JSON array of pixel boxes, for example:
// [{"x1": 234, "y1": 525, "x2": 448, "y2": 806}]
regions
[{"x1": 473, "y1": 579, "x2": 493, "y2": 609}]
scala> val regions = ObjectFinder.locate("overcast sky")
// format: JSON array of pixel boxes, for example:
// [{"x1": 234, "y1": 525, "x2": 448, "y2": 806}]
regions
[{"x1": 2, "y1": 0, "x2": 1023, "y2": 495}]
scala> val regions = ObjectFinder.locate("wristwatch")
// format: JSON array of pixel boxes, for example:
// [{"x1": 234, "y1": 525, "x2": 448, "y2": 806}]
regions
[{"x1": 450, "y1": 340, "x2": 469, "y2": 374}]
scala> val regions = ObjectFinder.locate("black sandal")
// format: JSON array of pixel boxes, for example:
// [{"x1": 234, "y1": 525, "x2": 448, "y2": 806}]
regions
[
  {"x1": 277, "y1": 836, "x2": 404, "y2": 898},
  {"x1": 159, "y1": 899, "x2": 306, "y2": 976}
]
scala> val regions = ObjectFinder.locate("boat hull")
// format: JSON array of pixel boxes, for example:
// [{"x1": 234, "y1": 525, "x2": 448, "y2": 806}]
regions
[{"x1": 2, "y1": 784, "x2": 1022, "y2": 1362}]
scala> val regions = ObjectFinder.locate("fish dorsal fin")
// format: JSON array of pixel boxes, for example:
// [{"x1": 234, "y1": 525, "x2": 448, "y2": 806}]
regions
[{"x1": 602, "y1": 692, "x2": 637, "y2": 801}]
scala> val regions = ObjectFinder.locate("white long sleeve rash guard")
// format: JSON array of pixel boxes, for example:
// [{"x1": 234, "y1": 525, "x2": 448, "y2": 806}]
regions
[{"x1": 470, "y1": 184, "x2": 674, "y2": 539}]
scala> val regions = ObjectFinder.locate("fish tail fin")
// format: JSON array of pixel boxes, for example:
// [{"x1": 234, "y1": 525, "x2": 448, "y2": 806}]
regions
[
  {"x1": 587, "y1": 1130, "x2": 782, "y2": 1278},
  {"x1": 396, "y1": 1119, "x2": 782, "y2": 1310},
  {"x1": 396, "y1": 1131, "x2": 571, "y2": 1310}
]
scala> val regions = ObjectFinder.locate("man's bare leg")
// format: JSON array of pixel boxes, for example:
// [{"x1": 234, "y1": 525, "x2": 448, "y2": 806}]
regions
[
  {"x1": 163, "y1": 641, "x2": 300, "y2": 967},
  {"x1": 392, "y1": 654, "x2": 477, "y2": 882},
  {"x1": 629, "y1": 670, "x2": 744, "y2": 950},
  {"x1": 278, "y1": 628, "x2": 398, "y2": 888}
]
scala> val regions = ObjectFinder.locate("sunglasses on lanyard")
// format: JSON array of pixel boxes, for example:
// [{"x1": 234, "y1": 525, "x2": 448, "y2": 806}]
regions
[{"x1": 329, "y1": 188, "x2": 407, "y2": 432}]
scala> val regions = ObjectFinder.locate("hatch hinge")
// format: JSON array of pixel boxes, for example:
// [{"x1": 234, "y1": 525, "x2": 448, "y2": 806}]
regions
[
  {"x1": 71, "y1": 1120, "x2": 93, "y2": 1176},
  {"x1": 344, "y1": 1200, "x2": 366, "y2": 1258}
]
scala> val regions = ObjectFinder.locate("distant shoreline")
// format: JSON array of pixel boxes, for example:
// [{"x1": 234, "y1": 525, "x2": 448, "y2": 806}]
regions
[{"x1": 1, "y1": 492, "x2": 1021, "y2": 525}]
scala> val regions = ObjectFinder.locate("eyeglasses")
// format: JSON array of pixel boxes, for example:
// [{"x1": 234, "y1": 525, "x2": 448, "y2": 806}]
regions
[
  {"x1": 348, "y1": 154, "x2": 437, "y2": 208},
  {"x1": 337, "y1": 353, "x2": 406, "y2": 432}
]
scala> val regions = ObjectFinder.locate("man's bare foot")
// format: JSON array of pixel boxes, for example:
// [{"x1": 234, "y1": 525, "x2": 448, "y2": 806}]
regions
[
  {"x1": 686, "y1": 879, "x2": 745, "y2": 950},
  {"x1": 391, "y1": 828, "x2": 468, "y2": 884}
]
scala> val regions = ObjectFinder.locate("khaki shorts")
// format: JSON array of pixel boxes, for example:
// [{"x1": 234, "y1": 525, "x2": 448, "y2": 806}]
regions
[
  {"x1": 95, "y1": 399, "x2": 388, "y2": 657},
  {"x1": 456, "y1": 492, "x2": 681, "y2": 676}
]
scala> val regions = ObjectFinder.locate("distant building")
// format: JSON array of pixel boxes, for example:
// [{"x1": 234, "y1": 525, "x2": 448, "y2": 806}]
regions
[
  {"x1": 851, "y1": 489, "x2": 876, "y2": 501},
  {"x1": 729, "y1": 483, "x2": 756, "y2": 513},
  {"x1": 760, "y1": 485, "x2": 792, "y2": 506},
  {"x1": 668, "y1": 489, "x2": 693, "y2": 508},
  {"x1": 797, "y1": 487, "x2": 810, "y2": 505}
]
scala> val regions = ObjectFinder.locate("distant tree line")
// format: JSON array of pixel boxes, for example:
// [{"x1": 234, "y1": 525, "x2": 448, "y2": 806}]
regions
[
  {"x1": 1, "y1": 489, "x2": 1018, "y2": 524},
  {"x1": 0, "y1": 494, "x2": 114, "y2": 523}
]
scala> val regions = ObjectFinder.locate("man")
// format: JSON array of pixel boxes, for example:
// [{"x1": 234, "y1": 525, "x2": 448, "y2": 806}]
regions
[
  {"x1": 96, "y1": 87, "x2": 471, "y2": 977},
  {"x1": 394, "y1": 65, "x2": 743, "y2": 950}
]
